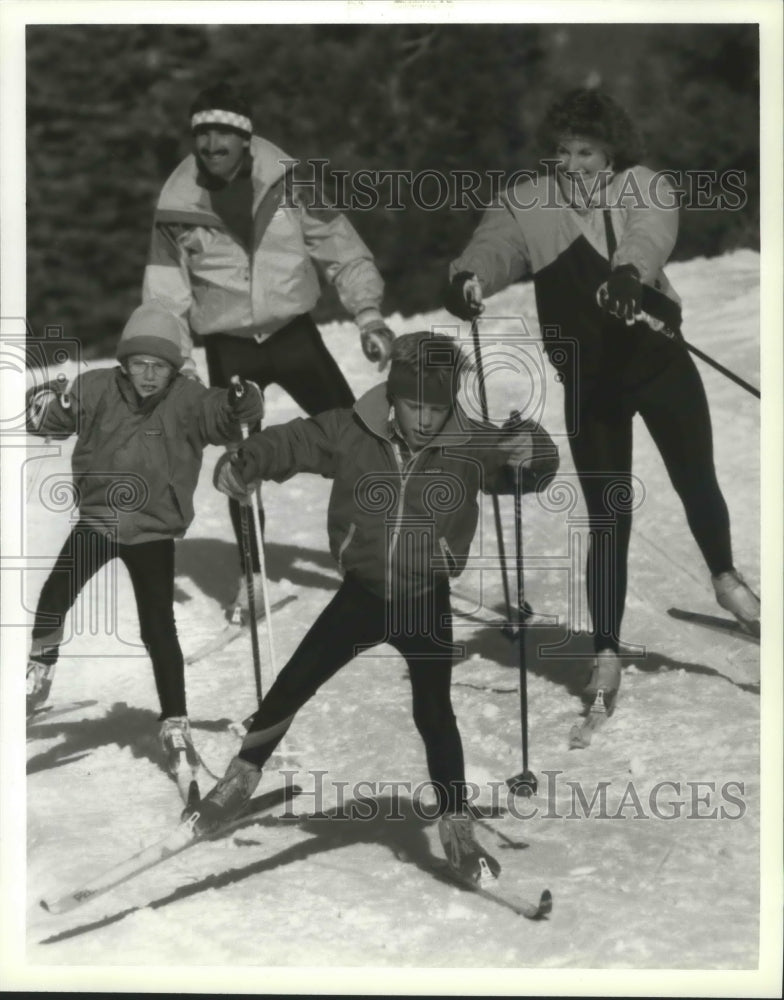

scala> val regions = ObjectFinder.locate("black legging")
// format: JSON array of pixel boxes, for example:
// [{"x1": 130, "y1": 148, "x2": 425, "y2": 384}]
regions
[
  {"x1": 31, "y1": 522, "x2": 186, "y2": 718},
  {"x1": 205, "y1": 313, "x2": 355, "y2": 573},
  {"x1": 566, "y1": 344, "x2": 733, "y2": 654},
  {"x1": 238, "y1": 574, "x2": 466, "y2": 815}
]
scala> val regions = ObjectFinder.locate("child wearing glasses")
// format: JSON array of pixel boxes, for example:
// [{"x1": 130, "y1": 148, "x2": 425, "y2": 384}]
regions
[{"x1": 25, "y1": 301, "x2": 263, "y2": 802}]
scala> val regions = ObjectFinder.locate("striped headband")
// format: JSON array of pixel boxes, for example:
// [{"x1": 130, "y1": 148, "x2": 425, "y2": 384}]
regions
[{"x1": 191, "y1": 109, "x2": 252, "y2": 134}]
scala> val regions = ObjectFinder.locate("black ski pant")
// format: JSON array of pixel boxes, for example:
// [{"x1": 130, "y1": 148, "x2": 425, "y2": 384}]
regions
[
  {"x1": 31, "y1": 522, "x2": 187, "y2": 718},
  {"x1": 204, "y1": 314, "x2": 355, "y2": 575},
  {"x1": 238, "y1": 574, "x2": 467, "y2": 815},
  {"x1": 566, "y1": 345, "x2": 733, "y2": 654}
]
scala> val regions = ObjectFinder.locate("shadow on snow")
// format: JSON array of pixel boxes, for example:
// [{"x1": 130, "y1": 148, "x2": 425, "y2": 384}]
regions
[{"x1": 39, "y1": 793, "x2": 490, "y2": 946}]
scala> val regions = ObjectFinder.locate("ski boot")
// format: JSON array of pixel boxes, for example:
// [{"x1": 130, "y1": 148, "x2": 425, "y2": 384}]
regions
[
  {"x1": 191, "y1": 755, "x2": 262, "y2": 835},
  {"x1": 582, "y1": 649, "x2": 622, "y2": 708},
  {"x1": 712, "y1": 569, "x2": 760, "y2": 638},
  {"x1": 438, "y1": 812, "x2": 501, "y2": 886},
  {"x1": 159, "y1": 716, "x2": 201, "y2": 807},
  {"x1": 26, "y1": 658, "x2": 56, "y2": 717}
]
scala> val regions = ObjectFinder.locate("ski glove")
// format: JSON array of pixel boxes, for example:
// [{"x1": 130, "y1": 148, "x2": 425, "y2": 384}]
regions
[
  {"x1": 179, "y1": 357, "x2": 202, "y2": 382},
  {"x1": 444, "y1": 271, "x2": 484, "y2": 321},
  {"x1": 358, "y1": 318, "x2": 396, "y2": 372},
  {"x1": 597, "y1": 264, "x2": 642, "y2": 325},
  {"x1": 501, "y1": 410, "x2": 560, "y2": 494},
  {"x1": 227, "y1": 377, "x2": 265, "y2": 424},
  {"x1": 25, "y1": 375, "x2": 71, "y2": 432},
  {"x1": 213, "y1": 451, "x2": 260, "y2": 505}
]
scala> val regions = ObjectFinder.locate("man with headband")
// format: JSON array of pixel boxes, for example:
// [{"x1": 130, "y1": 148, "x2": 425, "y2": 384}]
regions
[
  {"x1": 195, "y1": 331, "x2": 559, "y2": 885},
  {"x1": 143, "y1": 81, "x2": 394, "y2": 620}
]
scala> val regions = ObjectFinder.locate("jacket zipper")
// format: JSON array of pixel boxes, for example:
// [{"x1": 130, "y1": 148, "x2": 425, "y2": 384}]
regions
[
  {"x1": 386, "y1": 446, "x2": 422, "y2": 593},
  {"x1": 438, "y1": 536, "x2": 457, "y2": 576},
  {"x1": 337, "y1": 522, "x2": 356, "y2": 572}
]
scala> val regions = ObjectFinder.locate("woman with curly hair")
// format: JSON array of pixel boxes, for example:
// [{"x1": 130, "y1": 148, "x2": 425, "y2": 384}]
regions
[{"x1": 445, "y1": 88, "x2": 759, "y2": 710}]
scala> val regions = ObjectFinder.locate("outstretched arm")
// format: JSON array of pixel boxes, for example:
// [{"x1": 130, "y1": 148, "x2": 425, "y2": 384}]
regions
[
  {"x1": 446, "y1": 192, "x2": 533, "y2": 318},
  {"x1": 295, "y1": 183, "x2": 394, "y2": 370},
  {"x1": 213, "y1": 408, "x2": 350, "y2": 501}
]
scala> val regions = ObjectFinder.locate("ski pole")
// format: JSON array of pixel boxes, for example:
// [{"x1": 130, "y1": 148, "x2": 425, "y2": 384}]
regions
[
  {"x1": 506, "y1": 456, "x2": 537, "y2": 798},
  {"x1": 228, "y1": 377, "x2": 271, "y2": 708},
  {"x1": 684, "y1": 341, "x2": 760, "y2": 399},
  {"x1": 470, "y1": 318, "x2": 514, "y2": 639},
  {"x1": 639, "y1": 310, "x2": 760, "y2": 399}
]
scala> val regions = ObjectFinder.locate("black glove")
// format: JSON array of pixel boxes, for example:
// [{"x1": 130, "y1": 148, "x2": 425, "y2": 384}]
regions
[
  {"x1": 228, "y1": 377, "x2": 264, "y2": 423},
  {"x1": 444, "y1": 271, "x2": 484, "y2": 321},
  {"x1": 597, "y1": 264, "x2": 642, "y2": 325},
  {"x1": 501, "y1": 409, "x2": 559, "y2": 494}
]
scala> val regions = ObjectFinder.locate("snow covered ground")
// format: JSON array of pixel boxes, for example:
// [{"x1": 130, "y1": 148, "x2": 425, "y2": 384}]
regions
[{"x1": 3, "y1": 249, "x2": 782, "y2": 993}]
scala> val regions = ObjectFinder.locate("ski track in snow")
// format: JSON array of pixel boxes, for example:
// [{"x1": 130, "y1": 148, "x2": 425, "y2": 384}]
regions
[{"x1": 21, "y1": 251, "x2": 763, "y2": 974}]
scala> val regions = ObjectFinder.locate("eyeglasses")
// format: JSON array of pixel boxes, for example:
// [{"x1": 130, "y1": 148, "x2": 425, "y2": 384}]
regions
[{"x1": 127, "y1": 359, "x2": 172, "y2": 377}]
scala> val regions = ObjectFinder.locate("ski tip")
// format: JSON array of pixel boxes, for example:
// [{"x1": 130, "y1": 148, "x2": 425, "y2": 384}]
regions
[
  {"x1": 568, "y1": 726, "x2": 590, "y2": 750},
  {"x1": 534, "y1": 888, "x2": 553, "y2": 919},
  {"x1": 39, "y1": 896, "x2": 71, "y2": 916},
  {"x1": 185, "y1": 779, "x2": 200, "y2": 811}
]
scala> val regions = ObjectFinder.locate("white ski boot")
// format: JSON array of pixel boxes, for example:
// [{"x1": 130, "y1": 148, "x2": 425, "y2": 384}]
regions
[
  {"x1": 712, "y1": 569, "x2": 760, "y2": 637},
  {"x1": 159, "y1": 716, "x2": 201, "y2": 805},
  {"x1": 27, "y1": 658, "x2": 56, "y2": 717},
  {"x1": 193, "y1": 755, "x2": 262, "y2": 834},
  {"x1": 438, "y1": 812, "x2": 501, "y2": 885},
  {"x1": 582, "y1": 649, "x2": 622, "y2": 706}
]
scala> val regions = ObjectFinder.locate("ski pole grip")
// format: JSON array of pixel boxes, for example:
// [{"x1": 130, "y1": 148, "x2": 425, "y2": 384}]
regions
[
  {"x1": 56, "y1": 372, "x2": 71, "y2": 409},
  {"x1": 228, "y1": 374, "x2": 245, "y2": 410}
]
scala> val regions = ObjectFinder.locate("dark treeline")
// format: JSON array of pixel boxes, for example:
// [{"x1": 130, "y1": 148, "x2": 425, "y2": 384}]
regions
[{"x1": 26, "y1": 23, "x2": 759, "y2": 361}]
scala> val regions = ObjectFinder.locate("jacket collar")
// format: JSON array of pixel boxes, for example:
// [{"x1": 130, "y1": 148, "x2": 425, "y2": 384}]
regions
[{"x1": 157, "y1": 135, "x2": 292, "y2": 217}]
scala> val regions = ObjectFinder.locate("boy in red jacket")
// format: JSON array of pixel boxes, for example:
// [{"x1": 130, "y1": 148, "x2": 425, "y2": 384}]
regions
[
  {"x1": 26, "y1": 301, "x2": 262, "y2": 801},
  {"x1": 196, "y1": 331, "x2": 558, "y2": 884}
]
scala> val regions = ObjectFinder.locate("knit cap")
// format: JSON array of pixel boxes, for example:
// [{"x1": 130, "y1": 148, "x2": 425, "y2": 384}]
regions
[
  {"x1": 116, "y1": 302, "x2": 185, "y2": 370},
  {"x1": 189, "y1": 82, "x2": 253, "y2": 137}
]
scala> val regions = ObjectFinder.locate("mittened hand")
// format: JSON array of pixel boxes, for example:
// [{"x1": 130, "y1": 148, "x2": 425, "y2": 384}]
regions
[
  {"x1": 213, "y1": 451, "x2": 257, "y2": 504},
  {"x1": 506, "y1": 434, "x2": 535, "y2": 470},
  {"x1": 360, "y1": 321, "x2": 396, "y2": 371},
  {"x1": 597, "y1": 264, "x2": 642, "y2": 325},
  {"x1": 227, "y1": 378, "x2": 264, "y2": 423},
  {"x1": 444, "y1": 271, "x2": 484, "y2": 320}
]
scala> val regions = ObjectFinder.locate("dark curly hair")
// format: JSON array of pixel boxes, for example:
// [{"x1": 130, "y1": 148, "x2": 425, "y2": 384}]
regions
[{"x1": 537, "y1": 88, "x2": 644, "y2": 170}]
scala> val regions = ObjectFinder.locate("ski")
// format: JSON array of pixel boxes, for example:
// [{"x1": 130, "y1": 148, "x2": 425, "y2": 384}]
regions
[
  {"x1": 429, "y1": 858, "x2": 552, "y2": 920},
  {"x1": 667, "y1": 607, "x2": 759, "y2": 643},
  {"x1": 185, "y1": 594, "x2": 298, "y2": 665},
  {"x1": 569, "y1": 690, "x2": 610, "y2": 750},
  {"x1": 39, "y1": 783, "x2": 301, "y2": 916},
  {"x1": 168, "y1": 755, "x2": 202, "y2": 807},
  {"x1": 27, "y1": 699, "x2": 97, "y2": 725},
  {"x1": 449, "y1": 592, "x2": 543, "y2": 642},
  {"x1": 229, "y1": 826, "x2": 551, "y2": 920}
]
